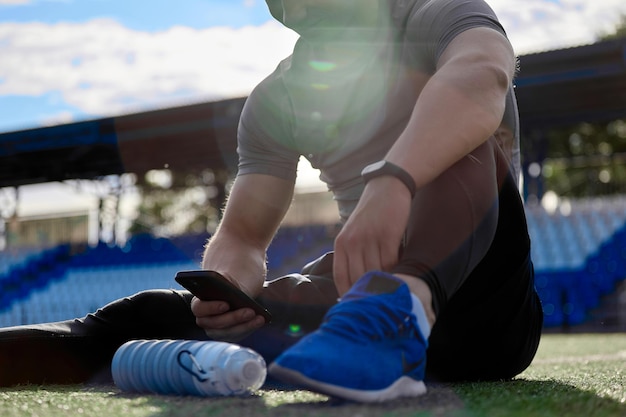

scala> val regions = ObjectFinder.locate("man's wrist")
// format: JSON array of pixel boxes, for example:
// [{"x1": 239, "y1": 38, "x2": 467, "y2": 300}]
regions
[{"x1": 361, "y1": 160, "x2": 416, "y2": 198}]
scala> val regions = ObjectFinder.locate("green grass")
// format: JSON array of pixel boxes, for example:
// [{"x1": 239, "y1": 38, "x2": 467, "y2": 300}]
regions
[{"x1": 1, "y1": 333, "x2": 624, "y2": 417}]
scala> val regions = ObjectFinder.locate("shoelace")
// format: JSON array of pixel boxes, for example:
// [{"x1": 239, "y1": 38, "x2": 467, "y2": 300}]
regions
[{"x1": 320, "y1": 295, "x2": 421, "y2": 343}]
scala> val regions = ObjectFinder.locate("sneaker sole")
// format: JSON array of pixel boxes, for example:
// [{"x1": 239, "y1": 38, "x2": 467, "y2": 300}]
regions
[{"x1": 268, "y1": 363, "x2": 427, "y2": 403}]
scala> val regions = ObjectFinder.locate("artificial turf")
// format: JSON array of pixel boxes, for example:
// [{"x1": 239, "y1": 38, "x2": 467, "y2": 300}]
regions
[{"x1": 1, "y1": 333, "x2": 624, "y2": 417}]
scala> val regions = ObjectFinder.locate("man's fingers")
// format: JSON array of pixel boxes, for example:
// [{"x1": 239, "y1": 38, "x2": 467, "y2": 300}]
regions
[
  {"x1": 333, "y1": 246, "x2": 351, "y2": 296},
  {"x1": 195, "y1": 307, "x2": 256, "y2": 329},
  {"x1": 335, "y1": 233, "x2": 389, "y2": 295},
  {"x1": 190, "y1": 297, "x2": 229, "y2": 317},
  {"x1": 347, "y1": 253, "x2": 366, "y2": 289},
  {"x1": 190, "y1": 296, "x2": 266, "y2": 342},
  {"x1": 379, "y1": 243, "x2": 399, "y2": 272},
  {"x1": 202, "y1": 316, "x2": 266, "y2": 343},
  {"x1": 362, "y1": 245, "x2": 384, "y2": 277}
]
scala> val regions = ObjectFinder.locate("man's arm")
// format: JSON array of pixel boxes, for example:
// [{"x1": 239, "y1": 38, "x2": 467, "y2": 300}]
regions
[
  {"x1": 385, "y1": 26, "x2": 515, "y2": 187},
  {"x1": 201, "y1": 173, "x2": 295, "y2": 294},
  {"x1": 333, "y1": 27, "x2": 516, "y2": 294},
  {"x1": 193, "y1": 173, "x2": 294, "y2": 340}
]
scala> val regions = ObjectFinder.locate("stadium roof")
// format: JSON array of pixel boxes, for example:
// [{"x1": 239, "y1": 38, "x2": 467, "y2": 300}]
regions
[
  {"x1": 0, "y1": 38, "x2": 624, "y2": 188},
  {"x1": 515, "y1": 37, "x2": 626, "y2": 132},
  {"x1": 0, "y1": 98, "x2": 243, "y2": 187}
]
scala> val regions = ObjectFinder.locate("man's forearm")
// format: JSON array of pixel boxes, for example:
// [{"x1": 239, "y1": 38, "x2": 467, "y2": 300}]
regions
[
  {"x1": 202, "y1": 231, "x2": 268, "y2": 284},
  {"x1": 200, "y1": 173, "x2": 295, "y2": 294}
]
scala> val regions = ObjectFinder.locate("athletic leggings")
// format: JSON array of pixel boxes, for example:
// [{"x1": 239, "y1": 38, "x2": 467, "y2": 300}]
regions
[{"x1": 0, "y1": 137, "x2": 543, "y2": 386}]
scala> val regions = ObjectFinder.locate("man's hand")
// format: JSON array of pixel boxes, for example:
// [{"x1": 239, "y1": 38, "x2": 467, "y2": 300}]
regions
[
  {"x1": 333, "y1": 175, "x2": 412, "y2": 295},
  {"x1": 190, "y1": 298, "x2": 266, "y2": 342},
  {"x1": 190, "y1": 269, "x2": 266, "y2": 342}
]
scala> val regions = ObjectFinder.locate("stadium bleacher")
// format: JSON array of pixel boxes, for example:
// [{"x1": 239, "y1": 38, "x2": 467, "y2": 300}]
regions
[
  {"x1": 0, "y1": 224, "x2": 336, "y2": 327},
  {"x1": 0, "y1": 201, "x2": 625, "y2": 329},
  {"x1": 527, "y1": 196, "x2": 626, "y2": 327}
]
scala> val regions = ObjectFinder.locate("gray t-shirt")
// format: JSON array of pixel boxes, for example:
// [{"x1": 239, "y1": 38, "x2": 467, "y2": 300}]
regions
[{"x1": 238, "y1": 0, "x2": 520, "y2": 222}]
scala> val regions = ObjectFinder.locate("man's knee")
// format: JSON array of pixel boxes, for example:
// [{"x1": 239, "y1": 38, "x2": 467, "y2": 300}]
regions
[{"x1": 81, "y1": 289, "x2": 202, "y2": 339}]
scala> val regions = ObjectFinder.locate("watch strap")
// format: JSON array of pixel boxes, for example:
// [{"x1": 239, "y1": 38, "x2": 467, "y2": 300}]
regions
[{"x1": 361, "y1": 161, "x2": 416, "y2": 199}]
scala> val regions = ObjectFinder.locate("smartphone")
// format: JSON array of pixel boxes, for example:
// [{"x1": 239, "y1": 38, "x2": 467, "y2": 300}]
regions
[{"x1": 175, "y1": 270, "x2": 272, "y2": 323}]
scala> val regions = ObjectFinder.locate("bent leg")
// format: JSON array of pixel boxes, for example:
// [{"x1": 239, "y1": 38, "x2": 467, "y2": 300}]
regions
[
  {"x1": 425, "y1": 171, "x2": 543, "y2": 381},
  {"x1": 392, "y1": 137, "x2": 543, "y2": 381},
  {"x1": 393, "y1": 137, "x2": 502, "y2": 314}
]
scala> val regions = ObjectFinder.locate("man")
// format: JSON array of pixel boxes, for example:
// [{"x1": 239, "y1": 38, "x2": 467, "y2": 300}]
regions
[
  {"x1": 191, "y1": 0, "x2": 542, "y2": 402},
  {"x1": 0, "y1": 0, "x2": 542, "y2": 403}
]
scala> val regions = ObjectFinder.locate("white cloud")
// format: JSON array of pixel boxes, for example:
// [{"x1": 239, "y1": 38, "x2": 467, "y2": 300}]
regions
[
  {"x1": 489, "y1": 0, "x2": 626, "y2": 54},
  {"x1": 1, "y1": 0, "x2": 625, "y2": 122},
  {"x1": 39, "y1": 110, "x2": 75, "y2": 126},
  {"x1": 0, "y1": 0, "x2": 30, "y2": 5},
  {"x1": 0, "y1": 18, "x2": 298, "y2": 117}
]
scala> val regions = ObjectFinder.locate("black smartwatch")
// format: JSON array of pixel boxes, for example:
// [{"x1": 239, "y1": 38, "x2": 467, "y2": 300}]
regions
[{"x1": 361, "y1": 160, "x2": 416, "y2": 199}]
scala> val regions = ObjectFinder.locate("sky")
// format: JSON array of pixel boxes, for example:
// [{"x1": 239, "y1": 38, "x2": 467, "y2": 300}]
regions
[
  {"x1": 1, "y1": 0, "x2": 626, "y2": 219},
  {"x1": 1, "y1": 0, "x2": 626, "y2": 135}
]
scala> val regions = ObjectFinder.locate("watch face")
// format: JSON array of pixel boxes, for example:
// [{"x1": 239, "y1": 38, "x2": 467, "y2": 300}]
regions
[{"x1": 362, "y1": 160, "x2": 386, "y2": 175}]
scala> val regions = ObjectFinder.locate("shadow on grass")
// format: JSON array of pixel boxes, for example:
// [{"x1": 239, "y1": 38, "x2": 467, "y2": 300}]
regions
[
  {"x1": 102, "y1": 382, "x2": 465, "y2": 417},
  {"x1": 3, "y1": 378, "x2": 622, "y2": 417},
  {"x1": 108, "y1": 388, "x2": 461, "y2": 417},
  {"x1": 105, "y1": 377, "x2": 626, "y2": 417}
]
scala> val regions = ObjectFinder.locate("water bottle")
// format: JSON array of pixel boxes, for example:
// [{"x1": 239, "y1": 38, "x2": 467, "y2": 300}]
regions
[{"x1": 111, "y1": 339, "x2": 266, "y2": 396}]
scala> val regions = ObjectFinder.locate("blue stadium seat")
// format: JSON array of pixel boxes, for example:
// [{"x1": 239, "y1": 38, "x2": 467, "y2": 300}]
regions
[{"x1": 1, "y1": 209, "x2": 623, "y2": 329}]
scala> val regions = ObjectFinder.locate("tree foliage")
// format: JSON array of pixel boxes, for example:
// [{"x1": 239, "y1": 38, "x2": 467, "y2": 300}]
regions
[
  {"x1": 599, "y1": 14, "x2": 626, "y2": 41},
  {"x1": 532, "y1": 17, "x2": 626, "y2": 198},
  {"x1": 540, "y1": 121, "x2": 626, "y2": 197},
  {"x1": 128, "y1": 168, "x2": 230, "y2": 238}
]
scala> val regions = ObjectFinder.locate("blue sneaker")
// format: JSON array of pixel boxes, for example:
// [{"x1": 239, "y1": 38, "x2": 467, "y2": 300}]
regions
[{"x1": 268, "y1": 271, "x2": 428, "y2": 402}]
